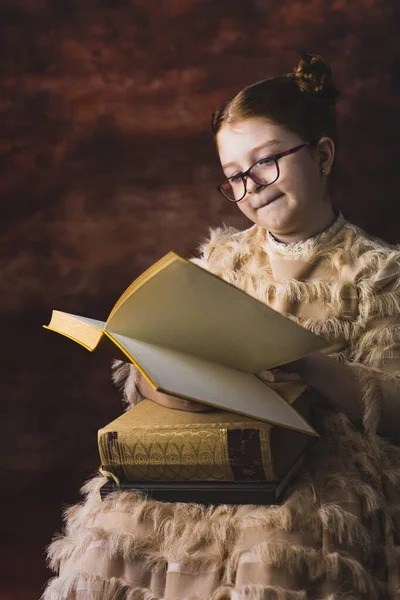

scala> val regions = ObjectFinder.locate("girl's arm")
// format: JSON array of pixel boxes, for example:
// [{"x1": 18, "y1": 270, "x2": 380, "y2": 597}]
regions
[
  {"x1": 280, "y1": 353, "x2": 364, "y2": 421},
  {"x1": 277, "y1": 351, "x2": 400, "y2": 443}
]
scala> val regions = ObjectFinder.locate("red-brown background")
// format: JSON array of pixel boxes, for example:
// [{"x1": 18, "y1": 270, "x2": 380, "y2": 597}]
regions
[{"x1": 1, "y1": 0, "x2": 399, "y2": 597}]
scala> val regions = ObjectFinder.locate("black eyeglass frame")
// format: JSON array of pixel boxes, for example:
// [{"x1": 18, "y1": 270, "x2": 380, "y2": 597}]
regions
[{"x1": 217, "y1": 142, "x2": 311, "y2": 202}]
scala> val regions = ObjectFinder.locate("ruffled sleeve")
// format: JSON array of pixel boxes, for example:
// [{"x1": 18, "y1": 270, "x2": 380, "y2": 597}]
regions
[
  {"x1": 111, "y1": 359, "x2": 144, "y2": 410},
  {"x1": 349, "y1": 253, "x2": 400, "y2": 440}
]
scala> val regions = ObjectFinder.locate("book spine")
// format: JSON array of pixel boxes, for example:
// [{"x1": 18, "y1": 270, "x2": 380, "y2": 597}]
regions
[{"x1": 98, "y1": 425, "x2": 274, "y2": 482}]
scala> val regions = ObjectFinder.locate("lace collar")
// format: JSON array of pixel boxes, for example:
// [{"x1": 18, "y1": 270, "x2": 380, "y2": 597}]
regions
[{"x1": 264, "y1": 211, "x2": 346, "y2": 257}]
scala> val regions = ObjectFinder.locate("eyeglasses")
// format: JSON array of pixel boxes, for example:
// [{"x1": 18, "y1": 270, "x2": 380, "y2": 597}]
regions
[{"x1": 217, "y1": 142, "x2": 310, "y2": 202}]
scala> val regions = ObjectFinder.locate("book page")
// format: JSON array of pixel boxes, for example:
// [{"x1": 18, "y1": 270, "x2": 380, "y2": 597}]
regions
[
  {"x1": 107, "y1": 332, "x2": 317, "y2": 436},
  {"x1": 108, "y1": 252, "x2": 178, "y2": 320},
  {"x1": 44, "y1": 311, "x2": 105, "y2": 351},
  {"x1": 106, "y1": 254, "x2": 328, "y2": 373}
]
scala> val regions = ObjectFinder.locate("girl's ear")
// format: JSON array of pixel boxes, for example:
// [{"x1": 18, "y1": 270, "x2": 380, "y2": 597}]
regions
[{"x1": 315, "y1": 137, "x2": 335, "y2": 175}]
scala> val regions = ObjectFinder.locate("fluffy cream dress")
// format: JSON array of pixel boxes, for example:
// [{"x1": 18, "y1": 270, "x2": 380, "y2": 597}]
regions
[{"x1": 43, "y1": 213, "x2": 400, "y2": 599}]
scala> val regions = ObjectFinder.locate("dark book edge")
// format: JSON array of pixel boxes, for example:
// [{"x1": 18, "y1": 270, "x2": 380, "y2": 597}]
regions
[{"x1": 100, "y1": 479, "x2": 280, "y2": 505}]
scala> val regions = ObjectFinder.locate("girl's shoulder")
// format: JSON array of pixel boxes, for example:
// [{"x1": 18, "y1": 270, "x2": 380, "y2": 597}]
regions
[
  {"x1": 341, "y1": 221, "x2": 400, "y2": 289},
  {"x1": 190, "y1": 223, "x2": 256, "y2": 271}
]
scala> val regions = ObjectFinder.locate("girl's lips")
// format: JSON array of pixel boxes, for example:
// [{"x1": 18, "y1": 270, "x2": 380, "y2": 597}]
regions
[
  {"x1": 254, "y1": 192, "x2": 284, "y2": 209},
  {"x1": 266, "y1": 192, "x2": 285, "y2": 204}
]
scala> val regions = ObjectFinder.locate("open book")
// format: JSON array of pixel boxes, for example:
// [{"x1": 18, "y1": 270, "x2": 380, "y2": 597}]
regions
[{"x1": 45, "y1": 252, "x2": 329, "y2": 436}]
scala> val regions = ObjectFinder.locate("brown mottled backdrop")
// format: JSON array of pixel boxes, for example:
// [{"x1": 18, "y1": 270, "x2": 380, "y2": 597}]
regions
[{"x1": 1, "y1": 0, "x2": 399, "y2": 597}]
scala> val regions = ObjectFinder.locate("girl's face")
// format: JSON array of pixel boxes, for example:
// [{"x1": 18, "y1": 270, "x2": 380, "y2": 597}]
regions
[{"x1": 216, "y1": 118, "x2": 335, "y2": 242}]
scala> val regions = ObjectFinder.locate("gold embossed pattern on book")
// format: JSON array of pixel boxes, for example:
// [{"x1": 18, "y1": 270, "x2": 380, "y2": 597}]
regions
[{"x1": 98, "y1": 401, "x2": 274, "y2": 482}]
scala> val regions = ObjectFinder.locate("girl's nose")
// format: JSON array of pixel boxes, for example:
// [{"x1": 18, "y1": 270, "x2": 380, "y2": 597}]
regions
[{"x1": 245, "y1": 175, "x2": 262, "y2": 194}]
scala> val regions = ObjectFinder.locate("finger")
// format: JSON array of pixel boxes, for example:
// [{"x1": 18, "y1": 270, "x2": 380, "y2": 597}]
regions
[
  {"x1": 256, "y1": 370, "x2": 276, "y2": 383},
  {"x1": 256, "y1": 370, "x2": 303, "y2": 383},
  {"x1": 276, "y1": 372, "x2": 304, "y2": 382}
]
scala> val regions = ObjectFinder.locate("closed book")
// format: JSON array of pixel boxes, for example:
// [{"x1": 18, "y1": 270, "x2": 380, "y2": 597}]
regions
[
  {"x1": 98, "y1": 384, "x2": 311, "y2": 485},
  {"x1": 99, "y1": 480, "x2": 292, "y2": 505}
]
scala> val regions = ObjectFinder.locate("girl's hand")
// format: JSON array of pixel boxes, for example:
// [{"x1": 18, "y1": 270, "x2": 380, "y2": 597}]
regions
[
  {"x1": 137, "y1": 372, "x2": 215, "y2": 413},
  {"x1": 256, "y1": 354, "x2": 325, "y2": 384},
  {"x1": 256, "y1": 364, "x2": 305, "y2": 384},
  {"x1": 262, "y1": 352, "x2": 366, "y2": 425}
]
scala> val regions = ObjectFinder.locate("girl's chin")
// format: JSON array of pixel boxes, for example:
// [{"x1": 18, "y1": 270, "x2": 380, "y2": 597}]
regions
[{"x1": 253, "y1": 203, "x2": 293, "y2": 231}]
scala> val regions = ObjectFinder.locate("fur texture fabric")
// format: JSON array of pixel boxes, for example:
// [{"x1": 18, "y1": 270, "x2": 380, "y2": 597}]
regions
[{"x1": 43, "y1": 214, "x2": 400, "y2": 599}]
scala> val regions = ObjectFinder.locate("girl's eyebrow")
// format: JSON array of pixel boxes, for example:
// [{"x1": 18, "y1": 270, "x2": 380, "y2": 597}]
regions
[{"x1": 222, "y1": 139, "x2": 282, "y2": 170}]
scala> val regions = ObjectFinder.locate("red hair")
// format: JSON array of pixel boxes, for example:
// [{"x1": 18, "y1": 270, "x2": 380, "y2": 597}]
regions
[{"x1": 211, "y1": 54, "x2": 340, "y2": 148}]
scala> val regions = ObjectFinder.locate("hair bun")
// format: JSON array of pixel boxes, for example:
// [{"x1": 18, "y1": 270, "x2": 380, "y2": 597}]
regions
[{"x1": 293, "y1": 53, "x2": 340, "y2": 106}]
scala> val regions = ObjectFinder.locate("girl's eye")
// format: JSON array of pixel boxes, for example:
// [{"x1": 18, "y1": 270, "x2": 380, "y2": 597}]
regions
[
  {"x1": 258, "y1": 158, "x2": 274, "y2": 166},
  {"x1": 231, "y1": 173, "x2": 243, "y2": 181}
]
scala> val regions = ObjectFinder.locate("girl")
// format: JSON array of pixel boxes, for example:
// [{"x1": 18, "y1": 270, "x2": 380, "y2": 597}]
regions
[{"x1": 44, "y1": 54, "x2": 400, "y2": 599}]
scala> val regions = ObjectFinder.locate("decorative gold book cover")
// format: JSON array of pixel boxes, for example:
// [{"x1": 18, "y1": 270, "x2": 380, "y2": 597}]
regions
[{"x1": 98, "y1": 383, "x2": 309, "y2": 483}]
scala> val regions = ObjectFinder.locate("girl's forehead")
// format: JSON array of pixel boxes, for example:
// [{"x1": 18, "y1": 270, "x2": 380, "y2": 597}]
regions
[
  {"x1": 219, "y1": 118, "x2": 283, "y2": 139},
  {"x1": 217, "y1": 119, "x2": 299, "y2": 166}
]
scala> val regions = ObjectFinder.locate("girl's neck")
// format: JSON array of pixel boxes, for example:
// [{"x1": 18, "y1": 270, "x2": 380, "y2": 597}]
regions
[{"x1": 269, "y1": 205, "x2": 337, "y2": 246}]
